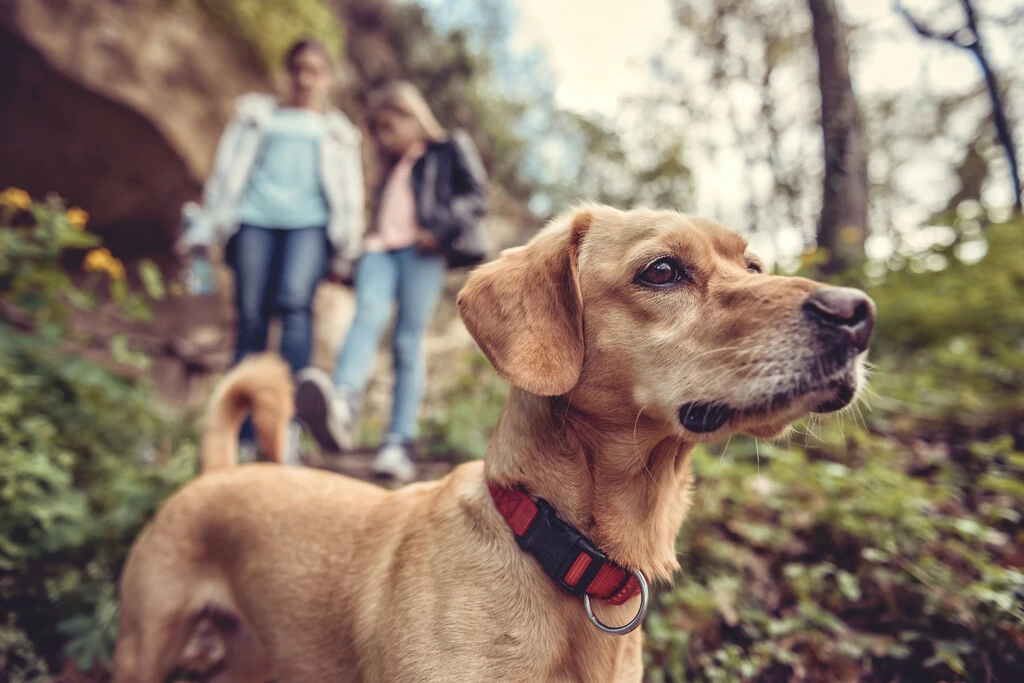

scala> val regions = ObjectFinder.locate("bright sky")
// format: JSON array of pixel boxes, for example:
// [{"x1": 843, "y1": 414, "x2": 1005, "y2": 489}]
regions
[
  {"x1": 510, "y1": 0, "x2": 675, "y2": 114},
  {"x1": 509, "y1": 0, "x2": 1019, "y2": 263},
  {"x1": 511, "y1": 0, "x2": 1014, "y2": 115}
]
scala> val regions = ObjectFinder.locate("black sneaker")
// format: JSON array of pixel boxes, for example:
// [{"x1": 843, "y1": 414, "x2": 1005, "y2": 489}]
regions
[{"x1": 294, "y1": 368, "x2": 356, "y2": 453}]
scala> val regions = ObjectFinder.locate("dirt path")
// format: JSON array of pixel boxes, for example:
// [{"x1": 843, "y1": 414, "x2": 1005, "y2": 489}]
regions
[{"x1": 302, "y1": 448, "x2": 457, "y2": 485}]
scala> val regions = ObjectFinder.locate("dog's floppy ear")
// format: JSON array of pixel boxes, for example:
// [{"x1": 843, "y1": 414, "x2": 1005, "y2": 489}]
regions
[{"x1": 458, "y1": 208, "x2": 592, "y2": 396}]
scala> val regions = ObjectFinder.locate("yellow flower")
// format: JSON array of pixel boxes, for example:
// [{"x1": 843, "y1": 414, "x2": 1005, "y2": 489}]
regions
[
  {"x1": 0, "y1": 187, "x2": 32, "y2": 211},
  {"x1": 84, "y1": 248, "x2": 112, "y2": 272},
  {"x1": 66, "y1": 207, "x2": 89, "y2": 230},
  {"x1": 107, "y1": 258, "x2": 126, "y2": 280},
  {"x1": 84, "y1": 248, "x2": 126, "y2": 280}
]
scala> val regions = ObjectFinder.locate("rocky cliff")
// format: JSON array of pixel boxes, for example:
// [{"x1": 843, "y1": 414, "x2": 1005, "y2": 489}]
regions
[{"x1": 0, "y1": 0, "x2": 272, "y2": 254}]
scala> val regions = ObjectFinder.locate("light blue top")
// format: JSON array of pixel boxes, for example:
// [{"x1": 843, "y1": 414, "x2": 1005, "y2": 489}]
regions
[{"x1": 235, "y1": 108, "x2": 331, "y2": 229}]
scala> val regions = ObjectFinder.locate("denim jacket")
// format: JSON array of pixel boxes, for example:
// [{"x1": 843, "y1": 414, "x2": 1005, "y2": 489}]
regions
[{"x1": 183, "y1": 93, "x2": 365, "y2": 275}]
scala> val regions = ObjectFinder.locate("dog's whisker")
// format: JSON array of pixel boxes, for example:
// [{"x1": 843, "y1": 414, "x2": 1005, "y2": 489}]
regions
[
  {"x1": 802, "y1": 415, "x2": 825, "y2": 445},
  {"x1": 561, "y1": 384, "x2": 577, "y2": 431},
  {"x1": 632, "y1": 407, "x2": 663, "y2": 492},
  {"x1": 852, "y1": 398, "x2": 869, "y2": 430},
  {"x1": 685, "y1": 343, "x2": 763, "y2": 363},
  {"x1": 558, "y1": 354, "x2": 596, "y2": 430}
]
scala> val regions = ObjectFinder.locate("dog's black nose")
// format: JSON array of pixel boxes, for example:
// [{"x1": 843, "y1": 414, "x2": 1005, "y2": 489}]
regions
[{"x1": 803, "y1": 286, "x2": 875, "y2": 352}]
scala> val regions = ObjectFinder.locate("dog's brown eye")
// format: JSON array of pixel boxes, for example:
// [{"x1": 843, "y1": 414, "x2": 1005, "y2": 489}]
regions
[
  {"x1": 638, "y1": 258, "x2": 684, "y2": 286},
  {"x1": 747, "y1": 262, "x2": 763, "y2": 274}
]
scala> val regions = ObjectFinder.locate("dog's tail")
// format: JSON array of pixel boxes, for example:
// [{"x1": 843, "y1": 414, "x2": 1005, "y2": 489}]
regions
[{"x1": 200, "y1": 354, "x2": 294, "y2": 473}]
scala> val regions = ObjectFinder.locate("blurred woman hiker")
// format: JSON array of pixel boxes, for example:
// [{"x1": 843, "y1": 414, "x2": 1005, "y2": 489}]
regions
[
  {"x1": 178, "y1": 38, "x2": 365, "y2": 464},
  {"x1": 295, "y1": 81, "x2": 488, "y2": 483}
]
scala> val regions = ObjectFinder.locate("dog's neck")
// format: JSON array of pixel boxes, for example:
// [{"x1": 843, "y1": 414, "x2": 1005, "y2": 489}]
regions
[{"x1": 484, "y1": 387, "x2": 695, "y2": 582}]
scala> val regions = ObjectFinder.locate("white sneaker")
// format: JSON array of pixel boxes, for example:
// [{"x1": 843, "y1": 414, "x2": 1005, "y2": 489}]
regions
[
  {"x1": 281, "y1": 421, "x2": 303, "y2": 466},
  {"x1": 295, "y1": 368, "x2": 356, "y2": 452},
  {"x1": 370, "y1": 441, "x2": 417, "y2": 484},
  {"x1": 238, "y1": 442, "x2": 258, "y2": 465}
]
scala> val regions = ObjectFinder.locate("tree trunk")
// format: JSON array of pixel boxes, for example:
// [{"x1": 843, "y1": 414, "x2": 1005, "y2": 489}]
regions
[{"x1": 808, "y1": 0, "x2": 868, "y2": 275}]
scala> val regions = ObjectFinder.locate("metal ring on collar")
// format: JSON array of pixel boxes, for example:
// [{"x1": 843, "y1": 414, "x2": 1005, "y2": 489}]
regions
[{"x1": 582, "y1": 568, "x2": 649, "y2": 636}]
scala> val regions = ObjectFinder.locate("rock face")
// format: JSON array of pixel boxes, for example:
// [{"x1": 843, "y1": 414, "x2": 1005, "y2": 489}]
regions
[{"x1": 0, "y1": 0, "x2": 270, "y2": 254}]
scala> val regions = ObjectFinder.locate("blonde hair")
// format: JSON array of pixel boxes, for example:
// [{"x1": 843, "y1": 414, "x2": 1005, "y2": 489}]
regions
[{"x1": 367, "y1": 81, "x2": 446, "y2": 144}]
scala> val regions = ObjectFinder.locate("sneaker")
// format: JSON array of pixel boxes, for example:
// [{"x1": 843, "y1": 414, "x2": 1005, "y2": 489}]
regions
[
  {"x1": 238, "y1": 441, "x2": 258, "y2": 465},
  {"x1": 294, "y1": 367, "x2": 356, "y2": 453},
  {"x1": 370, "y1": 440, "x2": 417, "y2": 484},
  {"x1": 281, "y1": 421, "x2": 303, "y2": 466}
]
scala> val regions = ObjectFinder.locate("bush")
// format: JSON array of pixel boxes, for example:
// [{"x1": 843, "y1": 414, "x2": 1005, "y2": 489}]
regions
[
  {"x1": 422, "y1": 351, "x2": 509, "y2": 461},
  {"x1": 0, "y1": 190, "x2": 197, "y2": 676},
  {"x1": 176, "y1": 0, "x2": 345, "y2": 71},
  {"x1": 645, "y1": 428, "x2": 1023, "y2": 682},
  {"x1": 866, "y1": 219, "x2": 1024, "y2": 429}
]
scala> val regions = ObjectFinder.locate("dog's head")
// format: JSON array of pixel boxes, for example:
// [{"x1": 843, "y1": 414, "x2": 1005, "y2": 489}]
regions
[{"x1": 458, "y1": 205, "x2": 875, "y2": 441}]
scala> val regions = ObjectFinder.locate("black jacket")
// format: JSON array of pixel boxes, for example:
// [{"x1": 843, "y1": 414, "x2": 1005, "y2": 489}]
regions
[{"x1": 374, "y1": 130, "x2": 489, "y2": 268}]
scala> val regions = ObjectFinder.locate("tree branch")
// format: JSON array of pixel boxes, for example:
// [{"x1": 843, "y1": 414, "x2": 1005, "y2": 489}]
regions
[
  {"x1": 894, "y1": 0, "x2": 1022, "y2": 212},
  {"x1": 893, "y1": 2, "x2": 958, "y2": 44}
]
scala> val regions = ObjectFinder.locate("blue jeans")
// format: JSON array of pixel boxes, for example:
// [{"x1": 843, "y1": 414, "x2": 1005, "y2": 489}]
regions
[
  {"x1": 232, "y1": 224, "x2": 329, "y2": 439},
  {"x1": 333, "y1": 247, "x2": 447, "y2": 442}
]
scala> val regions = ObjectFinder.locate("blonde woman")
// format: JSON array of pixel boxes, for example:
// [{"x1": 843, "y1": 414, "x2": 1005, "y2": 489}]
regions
[
  {"x1": 180, "y1": 39, "x2": 364, "y2": 463},
  {"x1": 296, "y1": 81, "x2": 488, "y2": 482}
]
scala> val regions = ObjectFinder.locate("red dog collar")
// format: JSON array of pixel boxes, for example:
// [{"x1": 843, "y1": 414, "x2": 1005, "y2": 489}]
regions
[{"x1": 488, "y1": 485, "x2": 641, "y2": 606}]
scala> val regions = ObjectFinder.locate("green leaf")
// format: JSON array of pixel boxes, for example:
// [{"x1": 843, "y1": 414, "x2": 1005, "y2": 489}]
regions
[
  {"x1": 138, "y1": 259, "x2": 166, "y2": 300},
  {"x1": 836, "y1": 571, "x2": 862, "y2": 602}
]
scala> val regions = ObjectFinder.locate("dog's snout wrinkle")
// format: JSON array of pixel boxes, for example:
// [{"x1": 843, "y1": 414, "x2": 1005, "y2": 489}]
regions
[{"x1": 803, "y1": 286, "x2": 875, "y2": 351}]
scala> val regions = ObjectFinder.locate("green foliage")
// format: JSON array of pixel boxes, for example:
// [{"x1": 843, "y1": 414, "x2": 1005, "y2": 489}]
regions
[
  {"x1": 0, "y1": 335, "x2": 197, "y2": 671},
  {"x1": 0, "y1": 191, "x2": 197, "y2": 674},
  {"x1": 422, "y1": 351, "x2": 509, "y2": 461},
  {"x1": 0, "y1": 618, "x2": 49, "y2": 683},
  {"x1": 866, "y1": 219, "x2": 1024, "y2": 428},
  {"x1": 0, "y1": 192, "x2": 160, "y2": 352},
  {"x1": 1, "y1": 195, "x2": 98, "y2": 336},
  {"x1": 177, "y1": 0, "x2": 344, "y2": 71},
  {"x1": 645, "y1": 427, "x2": 1023, "y2": 682}
]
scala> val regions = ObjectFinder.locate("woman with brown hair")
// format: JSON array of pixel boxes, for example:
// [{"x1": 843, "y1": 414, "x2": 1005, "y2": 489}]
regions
[
  {"x1": 179, "y1": 39, "x2": 364, "y2": 463},
  {"x1": 296, "y1": 81, "x2": 488, "y2": 482}
]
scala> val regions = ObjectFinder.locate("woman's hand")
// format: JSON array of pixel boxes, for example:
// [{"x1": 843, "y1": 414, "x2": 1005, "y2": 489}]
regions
[
  {"x1": 326, "y1": 271, "x2": 354, "y2": 286},
  {"x1": 416, "y1": 229, "x2": 439, "y2": 252},
  {"x1": 327, "y1": 257, "x2": 357, "y2": 287},
  {"x1": 175, "y1": 238, "x2": 207, "y2": 259}
]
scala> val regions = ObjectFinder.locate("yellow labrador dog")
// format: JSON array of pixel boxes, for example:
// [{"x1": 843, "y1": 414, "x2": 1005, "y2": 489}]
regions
[{"x1": 113, "y1": 205, "x2": 874, "y2": 682}]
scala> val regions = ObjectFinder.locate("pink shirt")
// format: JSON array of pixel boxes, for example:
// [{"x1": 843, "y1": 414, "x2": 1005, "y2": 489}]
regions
[{"x1": 365, "y1": 143, "x2": 426, "y2": 252}]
